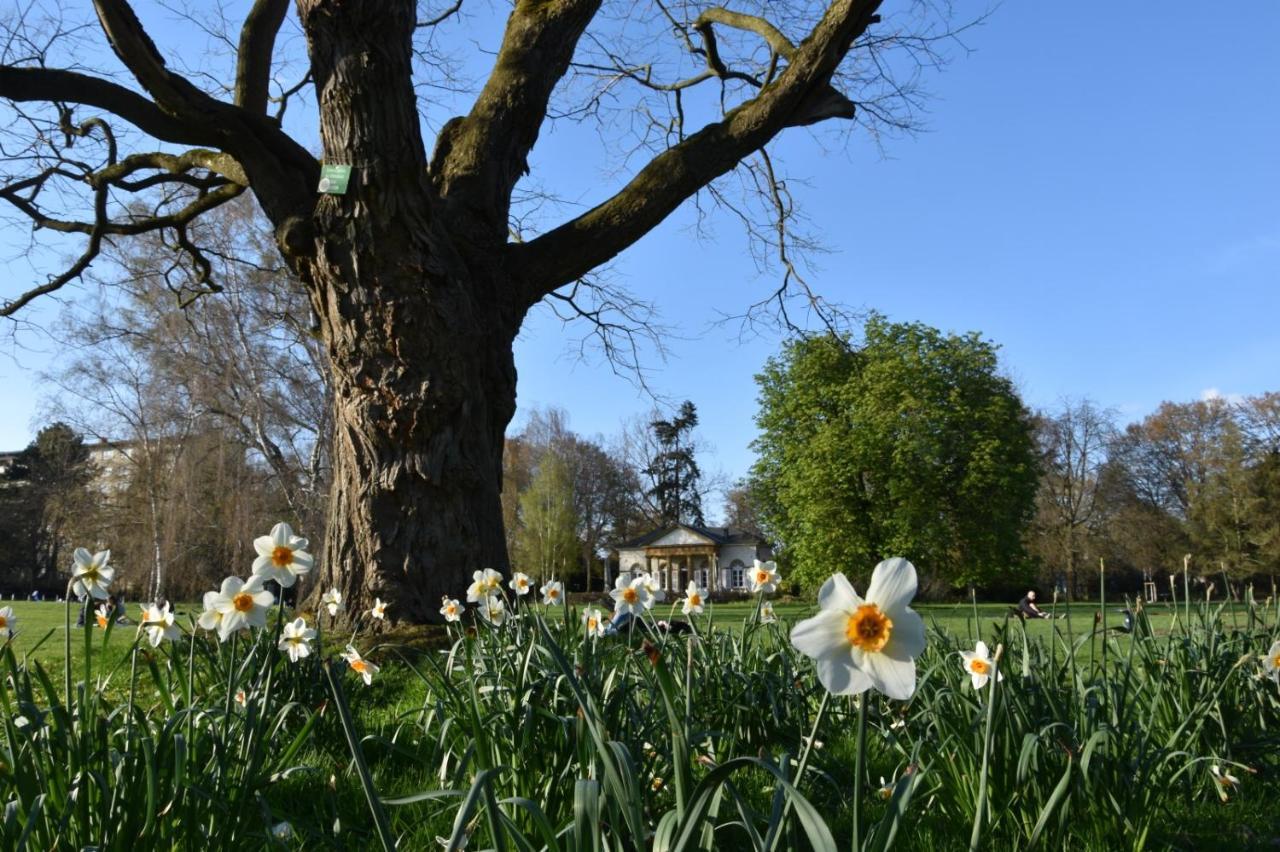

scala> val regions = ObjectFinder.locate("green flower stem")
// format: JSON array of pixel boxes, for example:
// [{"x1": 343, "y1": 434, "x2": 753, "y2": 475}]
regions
[
  {"x1": 969, "y1": 643, "x2": 1003, "y2": 852},
  {"x1": 853, "y1": 694, "x2": 868, "y2": 851}
]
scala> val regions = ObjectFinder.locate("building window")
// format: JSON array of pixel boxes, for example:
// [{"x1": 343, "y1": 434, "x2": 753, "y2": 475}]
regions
[{"x1": 730, "y1": 560, "x2": 746, "y2": 589}]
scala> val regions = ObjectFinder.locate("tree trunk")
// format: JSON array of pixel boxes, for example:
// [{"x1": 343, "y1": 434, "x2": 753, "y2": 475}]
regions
[
  {"x1": 313, "y1": 283, "x2": 518, "y2": 624},
  {"x1": 292, "y1": 0, "x2": 523, "y2": 624}
]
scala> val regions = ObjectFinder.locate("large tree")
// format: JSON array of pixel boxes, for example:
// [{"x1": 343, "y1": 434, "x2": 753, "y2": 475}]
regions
[
  {"x1": 751, "y1": 318, "x2": 1039, "y2": 592},
  {"x1": 0, "y1": 0, "x2": 955, "y2": 622}
]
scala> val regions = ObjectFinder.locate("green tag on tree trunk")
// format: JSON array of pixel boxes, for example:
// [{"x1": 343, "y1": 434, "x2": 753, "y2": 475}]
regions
[{"x1": 318, "y1": 164, "x2": 352, "y2": 195}]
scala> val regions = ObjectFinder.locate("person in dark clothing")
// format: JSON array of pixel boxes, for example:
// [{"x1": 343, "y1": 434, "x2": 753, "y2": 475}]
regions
[{"x1": 1017, "y1": 590, "x2": 1051, "y2": 620}]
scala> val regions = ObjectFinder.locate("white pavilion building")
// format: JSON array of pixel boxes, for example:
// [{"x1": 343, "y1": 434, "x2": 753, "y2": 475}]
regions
[{"x1": 608, "y1": 523, "x2": 773, "y2": 594}]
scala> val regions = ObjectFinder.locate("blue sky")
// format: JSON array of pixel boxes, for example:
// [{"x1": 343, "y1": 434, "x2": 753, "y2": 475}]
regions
[{"x1": 3, "y1": 3, "x2": 1278, "y2": 509}]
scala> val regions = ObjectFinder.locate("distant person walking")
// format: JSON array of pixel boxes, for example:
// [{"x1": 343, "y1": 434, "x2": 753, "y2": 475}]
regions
[{"x1": 1017, "y1": 590, "x2": 1052, "y2": 620}]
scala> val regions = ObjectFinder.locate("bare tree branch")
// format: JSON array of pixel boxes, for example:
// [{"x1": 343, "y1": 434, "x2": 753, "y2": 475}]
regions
[
  {"x1": 513, "y1": 0, "x2": 883, "y2": 302},
  {"x1": 429, "y1": 0, "x2": 601, "y2": 237},
  {"x1": 235, "y1": 0, "x2": 291, "y2": 113}
]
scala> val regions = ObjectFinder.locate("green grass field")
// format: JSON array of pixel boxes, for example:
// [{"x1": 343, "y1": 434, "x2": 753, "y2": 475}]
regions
[{"x1": 3, "y1": 592, "x2": 1277, "y2": 850}]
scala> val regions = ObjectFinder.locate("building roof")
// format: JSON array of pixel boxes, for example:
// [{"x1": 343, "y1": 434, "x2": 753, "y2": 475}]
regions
[{"x1": 614, "y1": 522, "x2": 767, "y2": 550}]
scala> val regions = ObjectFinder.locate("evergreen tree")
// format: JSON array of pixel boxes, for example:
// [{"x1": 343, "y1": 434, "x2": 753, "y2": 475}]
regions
[{"x1": 644, "y1": 401, "x2": 704, "y2": 526}]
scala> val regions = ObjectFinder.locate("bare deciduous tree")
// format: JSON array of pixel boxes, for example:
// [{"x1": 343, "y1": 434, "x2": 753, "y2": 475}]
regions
[{"x1": 1, "y1": 0, "x2": 966, "y2": 622}]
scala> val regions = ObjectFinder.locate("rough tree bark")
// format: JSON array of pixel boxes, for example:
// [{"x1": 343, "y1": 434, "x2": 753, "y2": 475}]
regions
[
  {"x1": 1, "y1": 0, "x2": 887, "y2": 624},
  {"x1": 291, "y1": 2, "x2": 525, "y2": 618}
]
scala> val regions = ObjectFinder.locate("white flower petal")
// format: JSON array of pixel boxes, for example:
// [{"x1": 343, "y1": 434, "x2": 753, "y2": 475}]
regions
[
  {"x1": 253, "y1": 536, "x2": 275, "y2": 557},
  {"x1": 856, "y1": 647, "x2": 917, "y2": 700},
  {"x1": 816, "y1": 655, "x2": 873, "y2": 695},
  {"x1": 865, "y1": 558, "x2": 917, "y2": 613},
  {"x1": 818, "y1": 573, "x2": 862, "y2": 611},
  {"x1": 790, "y1": 610, "x2": 851, "y2": 660},
  {"x1": 883, "y1": 608, "x2": 926, "y2": 660}
]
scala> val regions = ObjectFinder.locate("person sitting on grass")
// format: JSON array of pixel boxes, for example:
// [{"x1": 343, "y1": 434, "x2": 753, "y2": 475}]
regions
[{"x1": 1017, "y1": 590, "x2": 1052, "y2": 620}]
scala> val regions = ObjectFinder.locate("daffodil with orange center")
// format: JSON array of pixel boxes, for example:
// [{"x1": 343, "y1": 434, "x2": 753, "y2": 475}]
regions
[
  {"x1": 541, "y1": 580, "x2": 564, "y2": 606},
  {"x1": 681, "y1": 581, "x2": 707, "y2": 616},
  {"x1": 750, "y1": 560, "x2": 780, "y2": 594},
  {"x1": 251, "y1": 522, "x2": 313, "y2": 588},
  {"x1": 959, "y1": 640, "x2": 1002, "y2": 690},
  {"x1": 343, "y1": 645, "x2": 379, "y2": 685},
  {"x1": 1263, "y1": 640, "x2": 1280, "y2": 684},
  {"x1": 610, "y1": 573, "x2": 651, "y2": 616},
  {"x1": 582, "y1": 607, "x2": 607, "y2": 638},
  {"x1": 198, "y1": 575, "x2": 274, "y2": 642},
  {"x1": 790, "y1": 558, "x2": 926, "y2": 700}
]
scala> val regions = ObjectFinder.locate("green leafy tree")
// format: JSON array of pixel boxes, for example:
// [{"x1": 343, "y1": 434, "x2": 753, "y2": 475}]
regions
[
  {"x1": 515, "y1": 452, "x2": 580, "y2": 584},
  {"x1": 750, "y1": 317, "x2": 1039, "y2": 592}
]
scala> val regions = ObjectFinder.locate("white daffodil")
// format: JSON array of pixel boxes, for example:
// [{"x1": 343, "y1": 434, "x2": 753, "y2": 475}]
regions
[
  {"x1": 251, "y1": 522, "x2": 314, "y2": 588},
  {"x1": 343, "y1": 645, "x2": 379, "y2": 685},
  {"x1": 1262, "y1": 640, "x2": 1280, "y2": 684},
  {"x1": 95, "y1": 604, "x2": 111, "y2": 629},
  {"x1": 480, "y1": 594, "x2": 506, "y2": 625},
  {"x1": 467, "y1": 568, "x2": 504, "y2": 602},
  {"x1": 234, "y1": 689, "x2": 247, "y2": 707},
  {"x1": 959, "y1": 640, "x2": 1002, "y2": 691},
  {"x1": 71, "y1": 548, "x2": 114, "y2": 600},
  {"x1": 0, "y1": 605, "x2": 15, "y2": 636},
  {"x1": 278, "y1": 617, "x2": 315, "y2": 663},
  {"x1": 640, "y1": 572, "x2": 667, "y2": 604},
  {"x1": 611, "y1": 573, "x2": 652, "y2": 615},
  {"x1": 681, "y1": 582, "x2": 707, "y2": 616},
  {"x1": 541, "y1": 580, "x2": 564, "y2": 606},
  {"x1": 750, "y1": 560, "x2": 780, "y2": 594},
  {"x1": 877, "y1": 776, "x2": 894, "y2": 801},
  {"x1": 582, "y1": 607, "x2": 607, "y2": 638},
  {"x1": 1210, "y1": 764, "x2": 1242, "y2": 801},
  {"x1": 789, "y1": 558, "x2": 926, "y2": 700},
  {"x1": 760, "y1": 600, "x2": 777, "y2": 624},
  {"x1": 440, "y1": 596, "x2": 463, "y2": 622},
  {"x1": 509, "y1": 572, "x2": 533, "y2": 597},
  {"x1": 139, "y1": 602, "x2": 180, "y2": 647},
  {"x1": 322, "y1": 587, "x2": 343, "y2": 616},
  {"x1": 371, "y1": 598, "x2": 388, "y2": 620},
  {"x1": 198, "y1": 575, "x2": 274, "y2": 642},
  {"x1": 13, "y1": 715, "x2": 30, "y2": 729}
]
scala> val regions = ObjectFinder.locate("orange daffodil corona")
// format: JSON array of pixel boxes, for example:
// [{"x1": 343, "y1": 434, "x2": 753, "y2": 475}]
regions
[
  {"x1": 681, "y1": 582, "x2": 707, "y2": 616},
  {"x1": 541, "y1": 580, "x2": 564, "y2": 606},
  {"x1": 750, "y1": 560, "x2": 780, "y2": 594},
  {"x1": 440, "y1": 596, "x2": 463, "y2": 622},
  {"x1": 509, "y1": 572, "x2": 533, "y2": 597},
  {"x1": 960, "y1": 640, "x2": 1003, "y2": 691},
  {"x1": 343, "y1": 645, "x2": 379, "y2": 685},
  {"x1": 790, "y1": 558, "x2": 926, "y2": 700},
  {"x1": 582, "y1": 607, "x2": 607, "y2": 638},
  {"x1": 95, "y1": 604, "x2": 111, "y2": 629},
  {"x1": 199, "y1": 575, "x2": 275, "y2": 642},
  {"x1": 610, "y1": 573, "x2": 653, "y2": 615},
  {"x1": 251, "y1": 522, "x2": 313, "y2": 588}
]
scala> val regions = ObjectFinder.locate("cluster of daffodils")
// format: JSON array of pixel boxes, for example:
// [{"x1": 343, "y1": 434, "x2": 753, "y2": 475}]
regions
[
  {"x1": 790, "y1": 558, "x2": 926, "y2": 700},
  {"x1": 439, "y1": 568, "x2": 563, "y2": 628},
  {"x1": 196, "y1": 522, "x2": 311, "y2": 643}
]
